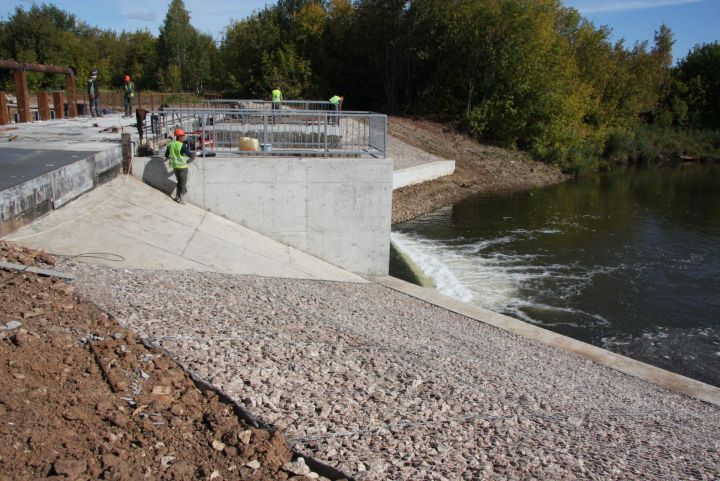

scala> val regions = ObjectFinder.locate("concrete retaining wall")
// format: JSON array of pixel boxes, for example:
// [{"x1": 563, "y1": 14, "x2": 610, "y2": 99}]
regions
[
  {"x1": 0, "y1": 148, "x2": 123, "y2": 237},
  {"x1": 132, "y1": 155, "x2": 393, "y2": 276},
  {"x1": 393, "y1": 160, "x2": 456, "y2": 190}
]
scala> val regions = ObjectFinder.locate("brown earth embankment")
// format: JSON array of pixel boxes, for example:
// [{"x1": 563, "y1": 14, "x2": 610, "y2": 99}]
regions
[{"x1": 390, "y1": 117, "x2": 568, "y2": 224}]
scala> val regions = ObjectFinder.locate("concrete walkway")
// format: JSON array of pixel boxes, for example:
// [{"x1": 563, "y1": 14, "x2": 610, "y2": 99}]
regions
[
  {"x1": 0, "y1": 112, "x2": 138, "y2": 152},
  {"x1": 5, "y1": 174, "x2": 366, "y2": 283}
]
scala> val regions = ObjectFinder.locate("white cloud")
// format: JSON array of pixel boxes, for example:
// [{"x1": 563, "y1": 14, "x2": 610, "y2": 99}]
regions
[{"x1": 569, "y1": 0, "x2": 705, "y2": 13}]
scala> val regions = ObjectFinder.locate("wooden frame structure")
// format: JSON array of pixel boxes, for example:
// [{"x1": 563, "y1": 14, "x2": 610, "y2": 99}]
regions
[{"x1": 0, "y1": 59, "x2": 77, "y2": 125}]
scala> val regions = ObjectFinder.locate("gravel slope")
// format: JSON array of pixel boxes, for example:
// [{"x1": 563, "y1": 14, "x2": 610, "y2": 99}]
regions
[{"x1": 65, "y1": 264, "x2": 720, "y2": 481}]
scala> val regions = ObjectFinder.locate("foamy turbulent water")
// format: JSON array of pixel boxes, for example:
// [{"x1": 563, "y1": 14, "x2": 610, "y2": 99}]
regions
[{"x1": 391, "y1": 166, "x2": 720, "y2": 386}]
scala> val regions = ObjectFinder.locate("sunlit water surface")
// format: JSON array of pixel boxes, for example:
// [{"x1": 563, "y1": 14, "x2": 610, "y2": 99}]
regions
[{"x1": 392, "y1": 165, "x2": 720, "y2": 386}]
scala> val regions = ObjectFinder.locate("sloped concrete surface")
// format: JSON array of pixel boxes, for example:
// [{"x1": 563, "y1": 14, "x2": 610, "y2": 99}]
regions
[{"x1": 5, "y1": 175, "x2": 367, "y2": 282}]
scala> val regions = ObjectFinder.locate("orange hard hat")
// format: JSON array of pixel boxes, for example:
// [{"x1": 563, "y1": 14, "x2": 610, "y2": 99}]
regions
[
  {"x1": 174, "y1": 128, "x2": 185, "y2": 137},
  {"x1": 124, "y1": 75, "x2": 131, "y2": 81}
]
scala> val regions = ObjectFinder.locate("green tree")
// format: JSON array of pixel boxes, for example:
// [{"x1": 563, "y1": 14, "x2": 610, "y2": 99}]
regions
[
  {"x1": 157, "y1": 0, "x2": 195, "y2": 91},
  {"x1": 676, "y1": 42, "x2": 720, "y2": 128}
]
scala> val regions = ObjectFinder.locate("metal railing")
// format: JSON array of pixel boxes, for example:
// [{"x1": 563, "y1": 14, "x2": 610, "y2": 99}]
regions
[
  {"x1": 203, "y1": 99, "x2": 335, "y2": 111},
  {"x1": 142, "y1": 107, "x2": 386, "y2": 158}
]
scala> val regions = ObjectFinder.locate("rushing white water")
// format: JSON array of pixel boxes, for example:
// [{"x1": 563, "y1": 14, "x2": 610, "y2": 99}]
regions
[
  {"x1": 391, "y1": 229, "x2": 614, "y2": 327},
  {"x1": 391, "y1": 165, "x2": 720, "y2": 387}
]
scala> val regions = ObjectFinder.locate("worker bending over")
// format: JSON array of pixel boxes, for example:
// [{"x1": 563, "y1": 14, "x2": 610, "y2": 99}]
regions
[
  {"x1": 165, "y1": 128, "x2": 194, "y2": 204},
  {"x1": 329, "y1": 95, "x2": 343, "y2": 125}
]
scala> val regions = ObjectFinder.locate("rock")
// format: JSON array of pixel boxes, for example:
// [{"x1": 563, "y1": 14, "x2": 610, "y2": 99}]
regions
[
  {"x1": 238, "y1": 430, "x2": 252, "y2": 445},
  {"x1": 29, "y1": 387, "x2": 47, "y2": 398},
  {"x1": 245, "y1": 460, "x2": 261, "y2": 470},
  {"x1": 151, "y1": 395, "x2": 174, "y2": 410},
  {"x1": 21, "y1": 308, "x2": 44, "y2": 319},
  {"x1": 3, "y1": 320, "x2": 21, "y2": 330},
  {"x1": 105, "y1": 412, "x2": 127, "y2": 428},
  {"x1": 211, "y1": 439, "x2": 225, "y2": 451},
  {"x1": 63, "y1": 407, "x2": 85, "y2": 421},
  {"x1": 160, "y1": 455, "x2": 175, "y2": 469},
  {"x1": 282, "y1": 457, "x2": 310, "y2": 476},
  {"x1": 12, "y1": 328, "x2": 29, "y2": 346},
  {"x1": 53, "y1": 458, "x2": 86, "y2": 480},
  {"x1": 152, "y1": 385, "x2": 172, "y2": 396},
  {"x1": 209, "y1": 470, "x2": 221, "y2": 480},
  {"x1": 50, "y1": 283, "x2": 75, "y2": 295}
]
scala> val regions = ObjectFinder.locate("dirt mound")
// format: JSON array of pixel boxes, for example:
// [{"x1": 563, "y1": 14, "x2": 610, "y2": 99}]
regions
[
  {"x1": 0, "y1": 242, "x2": 340, "y2": 481},
  {"x1": 389, "y1": 116, "x2": 567, "y2": 223}
]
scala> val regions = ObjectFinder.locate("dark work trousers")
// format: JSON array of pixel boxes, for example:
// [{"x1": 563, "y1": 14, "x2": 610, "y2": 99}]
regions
[
  {"x1": 90, "y1": 96, "x2": 101, "y2": 117},
  {"x1": 123, "y1": 96, "x2": 132, "y2": 116},
  {"x1": 174, "y1": 168, "x2": 188, "y2": 199}
]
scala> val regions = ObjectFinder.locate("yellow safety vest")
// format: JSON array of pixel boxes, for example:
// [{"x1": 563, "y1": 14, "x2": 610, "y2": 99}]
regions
[{"x1": 167, "y1": 141, "x2": 189, "y2": 169}]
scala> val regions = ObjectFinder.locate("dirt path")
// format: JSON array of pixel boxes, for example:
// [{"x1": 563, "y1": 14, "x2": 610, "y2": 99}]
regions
[{"x1": 390, "y1": 117, "x2": 567, "y2": 224}]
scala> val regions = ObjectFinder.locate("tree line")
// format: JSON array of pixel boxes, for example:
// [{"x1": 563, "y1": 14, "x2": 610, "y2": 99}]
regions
[{"x1": 1, "y1": 0, "x2": 718, "y2": 171}]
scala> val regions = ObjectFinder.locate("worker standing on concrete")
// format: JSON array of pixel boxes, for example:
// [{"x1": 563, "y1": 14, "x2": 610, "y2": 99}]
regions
[
  {"x1": 87, "y1": 70, "x2": 102, "y2": 118},
  {"x1": 165, "y1": 128, "x2": 194, "y2": 204},
  {"x1": 123, "y1": 75, "x2": 135, "y2": 117},
  {"x1": 329, "y1": 95, "x2": 343, "y2": 125}
]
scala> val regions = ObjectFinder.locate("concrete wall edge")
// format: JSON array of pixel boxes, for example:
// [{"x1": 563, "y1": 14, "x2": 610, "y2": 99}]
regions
[{"x1": 374, "y1": 275, "x2": 720, "y2": 407}]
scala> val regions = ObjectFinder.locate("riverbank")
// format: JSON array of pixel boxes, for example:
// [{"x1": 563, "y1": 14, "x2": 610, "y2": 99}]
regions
[
  {"x1": 62, "y1": 260, "x2": 720, "y2": 480},
  {"x1": 389, "y1": 117, "x2": 568, "y2": 224}
]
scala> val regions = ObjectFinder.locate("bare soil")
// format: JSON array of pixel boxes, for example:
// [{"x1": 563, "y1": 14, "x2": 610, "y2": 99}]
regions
[
  {"x1": 390, "y1": 116, "x2": 568, "y2": 224},
  {"x1": 0, "y1": 242, "x2": 323, "y2": 481}
]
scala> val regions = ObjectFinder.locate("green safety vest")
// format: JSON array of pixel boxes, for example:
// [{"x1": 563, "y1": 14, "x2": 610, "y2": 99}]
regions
[
  {"x1": 272, "y1": 89, "x2": 282, "y2": 101},
  {"x1": 329, "y1": 95, "x2": 341, "y2": 105},
  {"x1": 124, "y1": 82, "x2": 135, "y2": 97},
  {"x1": 167, "y1": 141, "x2": 189, "y2": 169}
]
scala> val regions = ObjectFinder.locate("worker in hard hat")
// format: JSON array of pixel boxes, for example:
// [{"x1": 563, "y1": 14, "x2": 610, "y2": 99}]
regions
[
  {"x1": 271, "y1": 86, "x2": 283, "y2": 108},
  {"x1": 123, "y1": 75, "x2": 135, "y2": 117},
  {"x1": 329, "y1": 95, "x2": 343, "y2": 125},
  {"x1": 87, "y1": 70, "x2": 102, "y2": 118},
  {"x1": 164, "y1": 128, "x2": 195, "y2": 204}
]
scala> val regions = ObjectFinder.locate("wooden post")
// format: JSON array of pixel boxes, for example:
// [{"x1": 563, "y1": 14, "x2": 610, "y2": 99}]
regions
[
  {"x1": 52, "y1": 91, "x2": 64, "y2": 119},
  {"x1": 0, "y1": 92, "x2": 9, "y2": 125},
  {"x1": 65, "y1": 74, "x2": 77, "y2": 117},
  {"x1": 14, "y1": 70, "x2": 30, "y2": 123},
  {"x1": 37, "y1": 92, "x2": 51, "y2": 120},
  {"x1": 121, "y1": 133, "x2": 132, "y2": 174}
]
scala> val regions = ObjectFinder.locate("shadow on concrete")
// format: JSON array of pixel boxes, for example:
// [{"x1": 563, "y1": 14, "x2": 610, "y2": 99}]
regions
[{"x1": 142, "y1": 157, "x2": 176, "y2": 196}]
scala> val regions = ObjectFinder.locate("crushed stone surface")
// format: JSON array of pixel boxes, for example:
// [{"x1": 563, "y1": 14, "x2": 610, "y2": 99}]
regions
[{"x1": 64, "y1": 263, "x2": 720, "y2": 481}]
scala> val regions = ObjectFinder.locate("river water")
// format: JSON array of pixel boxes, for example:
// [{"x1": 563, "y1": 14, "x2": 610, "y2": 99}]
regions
[{"x1": 391, "y1": 164, "x2": 720, "y2": 387}]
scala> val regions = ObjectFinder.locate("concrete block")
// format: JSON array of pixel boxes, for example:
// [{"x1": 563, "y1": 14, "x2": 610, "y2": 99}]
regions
[{"x1": 393, "y1": 160, "x2": 455, "y2": 189}]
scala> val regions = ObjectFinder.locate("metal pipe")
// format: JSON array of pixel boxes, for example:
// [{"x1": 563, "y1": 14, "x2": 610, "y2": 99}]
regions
[{"x1": 0, "y1": 59, "x2": 74, "y2": 75}]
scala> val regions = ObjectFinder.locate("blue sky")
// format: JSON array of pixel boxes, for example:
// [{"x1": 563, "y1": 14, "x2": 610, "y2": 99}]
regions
[
  {"x1": 2, "y1": 0, "x2": 718, "y2": 62},
  {"x1": 564, "y1": 0, "x2": 719, "y2": 61}
]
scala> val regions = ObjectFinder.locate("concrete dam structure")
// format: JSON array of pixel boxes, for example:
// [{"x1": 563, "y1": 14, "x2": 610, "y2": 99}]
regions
[
  {"x1": 134, "y1": 104, "x2": 393, "y2": 276},
  {"x1": 133, "y1": 154, "x2": 393, "y2": 276}
]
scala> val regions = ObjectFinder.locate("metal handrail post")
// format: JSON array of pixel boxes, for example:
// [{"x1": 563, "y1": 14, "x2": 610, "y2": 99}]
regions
[
  {"x1": 263, "y1": 111, "x2": 268, "y2": 148},
  {"x1": 384, "y1": 115, "x2": 388, "y2": 158},
  {"x1": 201, "y1": 113, "x2": 206, "y2": 158},
  {"x1": 324, "y1": 113, "x2": 328, "y2": 154}
]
